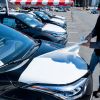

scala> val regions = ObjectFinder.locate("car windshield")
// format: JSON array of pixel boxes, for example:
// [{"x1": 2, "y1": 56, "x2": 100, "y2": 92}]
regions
[
  {"x1": 0, "y1": 24, "x2": 36, "y2": 65},
  {"x1": 27, "y1": 13, "x2": 43, "y2": 24},
  {"x1": 43, "y1": 11, "x2": 53, "y2": 17},
  {"x1": 16, "y1": 13, "x2": 44, "y2": 27},
  {"x1": 35, "y1": 11, "x2": 50, "y2": 20}
]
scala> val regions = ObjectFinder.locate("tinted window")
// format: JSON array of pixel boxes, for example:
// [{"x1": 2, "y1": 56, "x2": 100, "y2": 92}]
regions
[
  {"x1": 27, "y1": 13, "x2": 43, "y2": 24},
  {"x1": 15, "y1": 19, "x2": 28, "y2": 30},
  {"x1": 0, "y1": 24, "x2": 35, "y2": 64},
  {"x1": 16, "y1": 14, "x2": 43, "y2": 27},
  {"x1": 3, "y1": 17, "x2": 29, "y2": 30},
  {"x1": 43, "y1": 11, "x2": 53, "y2": 17},
  {"x1": 3, "y1": 18, "x2": 16, "y2": 28},
  {"x1": 35, "y1": 11, "x2": 50, "y2": 20}
]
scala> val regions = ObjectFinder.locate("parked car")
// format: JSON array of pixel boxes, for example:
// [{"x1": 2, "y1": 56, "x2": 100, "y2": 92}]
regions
[
  {"x1": 0, "y1": 12, "x2": 68, "y2": 45},
  {"x1": 34, "y1": 11, "x2": 67, "y2": 30},
  {"x1": 90, "y1": 8, "x2": 98, "y2": 14},
  {"x1": 39, "y1": 10, "x2": 66, "y2": 21},
  {"x1": 89, "y1": 6, "x2": 98, "y2": 14},
  {"x1": 28, "y1": 11, "x2": 42, "y2": 22},
  {"x1": 55, "y1": 7, "x2": 67, "y2": 12},
  {"x1": 0, "y1": 24, "x2": 93, "y2": 100}
]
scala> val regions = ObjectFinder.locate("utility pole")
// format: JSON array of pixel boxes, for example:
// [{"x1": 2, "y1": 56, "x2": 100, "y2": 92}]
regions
[
  {"x1": 5, "y1": 0, "x2": 9, "y2": 15},
  {"x1": 86, "y1": 0, "x2": 89, "y2": 8},
  {"x1": 85, "y1": 0, "x2": 86, "y2": 8},
  {"x1": 83, "y1": 0, "x2": 85, "y2": 10},
  {"x1": 87, "y1": 0, "x2": 89, "y2": 7},
  {"x1": 74, "y1": 0, "x2": 76, "y2": 6},
  {"x1": 83, "y1": 0, "x2": 88, "y2": 10}
]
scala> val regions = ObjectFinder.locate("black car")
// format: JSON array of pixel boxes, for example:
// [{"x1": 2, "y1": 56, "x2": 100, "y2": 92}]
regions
[
  {"x1": 0, "y1": 12, "x2": 68, "y2": 45},
  {"x1": 0, "y1": 24, "x2": 93, "y2": 100},
  {"x1": 34, "y1": 11, "x2": 67, "y2": 30}
]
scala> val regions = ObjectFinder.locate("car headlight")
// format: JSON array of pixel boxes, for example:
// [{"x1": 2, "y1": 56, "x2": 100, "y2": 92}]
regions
[
  {"x1": 54, "y1": 78, "x2": 88, "y2": 100},
  {"x1": 27, "y1": 77, "x2": 89, "y2": 100}
]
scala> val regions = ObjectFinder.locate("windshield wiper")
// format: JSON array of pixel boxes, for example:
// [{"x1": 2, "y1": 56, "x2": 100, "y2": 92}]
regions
[
  {"x1": 0, "y1": 44, "x2": 39, "y2": 68},
  {"x1": 10, "y1": 44, "x2": 39, "y2": 63}
]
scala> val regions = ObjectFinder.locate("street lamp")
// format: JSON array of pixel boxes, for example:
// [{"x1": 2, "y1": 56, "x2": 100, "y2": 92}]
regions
[
  {"x1": 5, "y1": 0, "x2": 9, "y2": 15},
  {"x1": 74, "y1": 0, "x2": 76, "y2": 6}
]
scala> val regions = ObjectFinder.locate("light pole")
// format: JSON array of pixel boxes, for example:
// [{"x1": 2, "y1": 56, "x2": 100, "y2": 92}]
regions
[
  {"x1": 87, "y1": 0, "x2": 89, "y2": 8},
  {"x1": 5, "y1": 0, "x2": 9, "y2": 15},
  {"x1": 74, "y1": 0, "x2": 76, "y2": 6},
  {"x1": 83, "y1": 0, "x2": 88, "y2": 9},
  {"x1": 85, "y1": 0, "x2": 86, "y2": 8}
]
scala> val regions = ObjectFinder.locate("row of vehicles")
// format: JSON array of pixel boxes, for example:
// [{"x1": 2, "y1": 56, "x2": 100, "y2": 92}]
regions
[
  {"x1": 23, "y1": 6, "x2": 70, "y2": 12},
  {"x1": 0, "y1": 11, "x2": 67, "y2": 45},
  {"x1": 0, "y1": 10, "x2": 93, "y2": 100}
]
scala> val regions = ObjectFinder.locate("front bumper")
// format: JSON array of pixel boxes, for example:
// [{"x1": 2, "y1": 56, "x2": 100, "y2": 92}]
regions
[
  {"x1": 0, "y1": 73, "x2": 93, "y2": 100},
  {"x1": 24, "y1": 73, "x2": 93, "y2": 100}
]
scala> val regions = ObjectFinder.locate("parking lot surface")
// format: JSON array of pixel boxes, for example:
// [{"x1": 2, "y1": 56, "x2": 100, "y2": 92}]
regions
[
  {"x1": 0, "y1": 8, "x2": 99, "y2": 100},
  {"x1": 51, "y1": 8, "x2": 99, "y2": 100}
]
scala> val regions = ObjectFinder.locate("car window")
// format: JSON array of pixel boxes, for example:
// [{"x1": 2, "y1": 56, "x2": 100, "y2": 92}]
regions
[
  {"x1": 0, "y1": 38, "x2": 23, "y2": 63},
  {"x1": 3, "y1": 18, "x2": 16, "y2": 28},
  {"x1": 35, "y1": 12, "x2": 50, "y2": 20},
  {"x1": 2, "y1": 17, "x2": 28, "y2": 30},
  {"x1": 16, "y1": 14, "x2": 43, "y2": 27},
  {"x1": 15, "y1": 19, "x2": 28, "y2": 30},
  {"x1": 0, "y1": 24, "x2": 35, "y2": 64},
  {"x1": 43, "y1": 11, "x2": 52, "y2": 17}
]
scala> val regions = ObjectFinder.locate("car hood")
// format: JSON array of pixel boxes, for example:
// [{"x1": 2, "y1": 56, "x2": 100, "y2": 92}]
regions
[
  {"x1": 51, "y1": 18, "x2": 64, "y2": 24},
  {"x1": 55, "y1": 15, "x2": 66, "y2": 20},
  {"x1": 42, "y1": 23, "x2": 66, "y2": 33},
  {"x1": 19, "y1": 45, "x2": 88, "y2": 85}
]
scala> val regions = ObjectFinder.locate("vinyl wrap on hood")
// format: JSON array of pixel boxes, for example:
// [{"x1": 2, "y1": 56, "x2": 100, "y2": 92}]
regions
[
  {"x1": 51, "y1": 18, "x2": 64, "y2": 24},
  {"x1": 18, "y1": 45, "x2": 88, "y2": 85},
  {"x1": 42, "y1": 23, "x2": 66, "y2": 33},
  {"x1": 55, "y1": 15, "x2": 66, "y2": 20}
]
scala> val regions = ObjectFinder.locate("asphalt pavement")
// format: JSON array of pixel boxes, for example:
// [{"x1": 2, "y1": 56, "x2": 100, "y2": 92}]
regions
[
  {"x1": 0, "y1": 8, "x2": 99, "y2": 100},
  {"x1": 51, "y1": 8, "x2": 99, "y2": 100}
]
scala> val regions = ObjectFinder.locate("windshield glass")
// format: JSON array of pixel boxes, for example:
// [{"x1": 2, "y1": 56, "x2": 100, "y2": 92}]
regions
[
  {"x1": 0, "y1": 24, "x2": 36, "y2": 64},
  {"x1": 16, "y1": 14, "x2": 43, "y2": 27},
  {"x1": 43, "y1": 11, "x2": 53, "y2": 17},
  {"x1": 35, "y1": 11, "x2": 50, "y2": 20}
]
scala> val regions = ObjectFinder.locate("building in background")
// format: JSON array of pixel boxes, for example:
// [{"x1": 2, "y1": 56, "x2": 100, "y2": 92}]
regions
[
  {"x1": 91, "y1": 0, "x2": 100, "y2": 6},
  {"x1": 74, "y1": 0, "x2": 92, "y2": 7}
]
